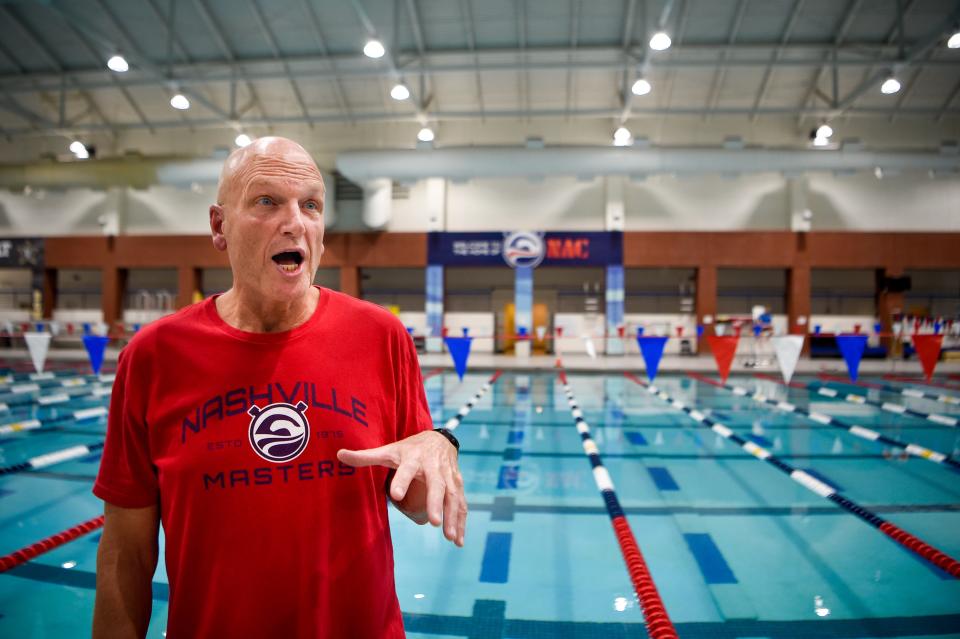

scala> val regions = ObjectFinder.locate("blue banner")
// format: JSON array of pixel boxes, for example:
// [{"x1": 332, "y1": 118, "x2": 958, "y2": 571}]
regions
[{"x1": 428, "y1": 231, "x2": 622, "y2": 267}]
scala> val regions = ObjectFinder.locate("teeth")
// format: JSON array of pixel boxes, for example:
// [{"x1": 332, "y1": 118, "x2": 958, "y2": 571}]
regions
[{"x1": 280, "y1": 264, "x2": 298, "y2": 272}]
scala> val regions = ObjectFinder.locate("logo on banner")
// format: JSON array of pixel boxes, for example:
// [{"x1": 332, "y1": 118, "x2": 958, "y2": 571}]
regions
[
  {"x1": 502, "y1": 231, "x2": 545, "y2": 268},
  {"x1": 247, "y1": 401, "x2": 310, "y2": 463}
]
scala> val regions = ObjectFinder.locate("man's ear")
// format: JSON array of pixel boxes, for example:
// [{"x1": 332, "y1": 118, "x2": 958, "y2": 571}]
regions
[{"x1": 210, "y1": 205, "x2": 227, "y2": 251}]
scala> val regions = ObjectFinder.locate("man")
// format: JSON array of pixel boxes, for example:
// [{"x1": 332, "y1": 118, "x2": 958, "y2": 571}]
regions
[{"x1": 92, "y1": 137, "x2": 466, "y2": 638}]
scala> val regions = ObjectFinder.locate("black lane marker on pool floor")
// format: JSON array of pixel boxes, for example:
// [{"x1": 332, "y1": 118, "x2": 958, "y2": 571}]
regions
[
  {"x1": 629, "y1": 374, "x2": 960, "y2": 578},
  {"x1": 696, "y1": 373, "x2": 960, "y2": 472}
]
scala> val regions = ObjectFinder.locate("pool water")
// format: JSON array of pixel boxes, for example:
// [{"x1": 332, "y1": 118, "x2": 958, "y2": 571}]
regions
[{"x1": 1, "y1": 365, "x2": 959, "y2": 638}]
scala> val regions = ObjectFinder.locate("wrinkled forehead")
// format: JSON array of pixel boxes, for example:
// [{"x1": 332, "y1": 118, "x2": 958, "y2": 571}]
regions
[{"x1": 218, "y1": 140, "x2": 324, "y2": 204}]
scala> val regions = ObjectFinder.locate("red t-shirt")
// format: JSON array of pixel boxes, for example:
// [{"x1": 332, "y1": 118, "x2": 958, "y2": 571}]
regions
[{"x1": 94, "y1": 287, "x2": 431, "y2": 638}]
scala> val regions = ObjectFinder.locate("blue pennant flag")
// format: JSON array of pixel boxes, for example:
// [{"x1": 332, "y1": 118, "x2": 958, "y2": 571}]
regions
[
  {"x1": 444, "y1": 336, "x2": 473, "y2": 381},
  {"x1": 82, "y1": 335, "x2": 110, "y2": 375},
  {"x1": 637, "y1": 336, "x2": 669, "y2": 382},
  {"x1": 835, "y1": 334, "x2": 868, "y2": 381}
]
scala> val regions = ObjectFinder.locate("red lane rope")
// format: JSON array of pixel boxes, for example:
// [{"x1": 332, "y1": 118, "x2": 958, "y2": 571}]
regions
[
  {"x1": 883, "y1": 375, "x2": 960, "y2": 391},
  {"x1": 611, "y1": 517, "x2": 679, "y2": 639},
  {"x1": 0, "y1": 515, "x2": 105, "y2": 573},
  {"x1": 684, "y1": 371, "x2": 723, "y2": 387},
  {"x1": 879, "y1": 523, "x2": 960, "y2": 577},
  {"x1": 422, "y1": 367, "x2": 444, "y2": 380}
]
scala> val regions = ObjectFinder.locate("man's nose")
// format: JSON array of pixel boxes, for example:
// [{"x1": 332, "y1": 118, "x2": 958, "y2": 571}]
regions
[{"x1": 279, "y1": 200, "x2": 306, "y2": 236}]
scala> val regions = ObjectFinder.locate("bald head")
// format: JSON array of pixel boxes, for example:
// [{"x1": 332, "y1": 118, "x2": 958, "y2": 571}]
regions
[{"x1": 216, "y1": 136, "x2": 324, "y2": 208}]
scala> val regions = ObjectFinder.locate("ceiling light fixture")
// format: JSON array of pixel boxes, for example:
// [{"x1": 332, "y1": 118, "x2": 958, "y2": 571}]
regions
[
  {"x1": 417, "y1": 127, "x2": 435, "y2": 142},
  {"x1": 631, "y1": 78, "x2": 652, "y2": 96},
  {"x1": 649, "y1": 31, "x2": 672, "y2": 51},
  {"x1": 170, "y1": 93, "x2": 190, "y2": 110},
  {"x1": 69, "y1": 140, "x2": 89, "y2": 159},
  {"x1": 613, "y1": 126, "x2": 633, "y2": 146},
  {"x1": 235, "y1": 133, "x2": 252, "y2": 147},
  {"x1": 880, "y1": 76, "x2": 901, "y2": 94},
  {"x1": 815, "y1": 123, "x2": 833, "y2": 139},
  {"x1": 106, "y1": 54, "x2": 128, "y2": 73},
  {"x1": 390, "y1": 83, "x2": 410, "y2": 100},
  {"x1": 363, "y1": 39, "x2": 386, "y2": 59},
  {"x1": 947, "y1": 31, "x2": 960, "y2": 48}
]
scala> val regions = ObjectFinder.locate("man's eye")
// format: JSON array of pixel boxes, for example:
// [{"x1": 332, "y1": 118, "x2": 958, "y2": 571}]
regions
[
  {"x1": 257, "y1": 196, "x2": 273, "y2": 206},
  {"x1": 304, "y1": 201, "x2": 319, "y2": 210}
]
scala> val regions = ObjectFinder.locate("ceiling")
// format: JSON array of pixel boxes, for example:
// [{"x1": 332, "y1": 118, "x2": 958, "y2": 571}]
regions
[{"x1": 0, "y1": 0, "x2": 959, "y2": 164}]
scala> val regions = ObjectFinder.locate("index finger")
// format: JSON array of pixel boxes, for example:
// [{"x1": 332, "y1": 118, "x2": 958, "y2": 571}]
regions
[{"x1": 336, "y1": 445, "x2": 399, "y2": 469}]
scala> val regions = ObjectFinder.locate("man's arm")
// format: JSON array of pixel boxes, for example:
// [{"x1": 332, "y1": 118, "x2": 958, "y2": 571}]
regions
[{"x1": 93, "y1": 502, "x2": 160, "y2": 639}]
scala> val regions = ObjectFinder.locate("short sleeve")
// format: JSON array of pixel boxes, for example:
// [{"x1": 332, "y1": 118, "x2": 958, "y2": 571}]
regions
[
  {"x1": 394, "y1": 326, "x2": 432, "y2": 442},
  {"x1": 92, "y1": 340, "x2": 159, "y2": 508}
]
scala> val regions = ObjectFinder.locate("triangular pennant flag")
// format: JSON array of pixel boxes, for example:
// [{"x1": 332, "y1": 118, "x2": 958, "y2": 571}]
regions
[
  {"x1": 707, "y1": 335, "x2": 739, "y2": 383},
  {"x1": 637, "y1": 336, "x2": 668, "y2": 382},
  {"x1": 583, "y1": 335, "x2": 597, "y2": 359},
  {"x1": 24, "y1": 332, "x2": 51, "y2": 374},
  {"x1": 535, "y1": 326, "x2": 546, "y2": 341},
  {"x1": 912, "y1": 334, "x2": 944, "y2": 382},
  {"x1": 82, "y1": 335, "x2": 110, "y2": 375},
  {"x1": 835, "y1": 334, "x2": 868, "y2": 381},
  {"x1": 443, "y1": 336, "x2": 472, "y2": 381},
  {"x1": 771, "y1": 335, "x2": 804, "y2": 384}
]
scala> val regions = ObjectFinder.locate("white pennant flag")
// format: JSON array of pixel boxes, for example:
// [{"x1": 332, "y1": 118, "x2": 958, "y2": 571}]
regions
[
  {"x1": 24, "y1": 331, "x2": 52, "y2": 374},
  {"x1": 583, "y1": 335, "x2": 597, "y2": 359},
  {"x1": 535, "y1": 326, "x2": 546, "y2": 341},
  {"x1": 772, "y1": 335, "x2": 804, "y2": 384}
]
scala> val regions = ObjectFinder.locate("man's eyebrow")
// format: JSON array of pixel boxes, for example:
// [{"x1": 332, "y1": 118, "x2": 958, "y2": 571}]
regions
[{"x1": 243, "y1": 179, "x2": 325, "y2": 198}]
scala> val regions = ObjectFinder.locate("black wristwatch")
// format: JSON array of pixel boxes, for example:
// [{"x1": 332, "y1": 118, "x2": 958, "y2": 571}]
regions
[{"x1": 433, "y1": 427, "x2": 460, "y2": 453}]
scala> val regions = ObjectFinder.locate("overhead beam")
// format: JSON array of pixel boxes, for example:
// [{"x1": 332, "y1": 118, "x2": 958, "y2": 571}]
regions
[
  {"x1": 247, "y1": 0, "x2": 314, "y2": 126},
  {"x1": 796, "y1": 0, "x2": 861, "y2": 129},
  {"x1": 5, "y1": 43, "x2": 957, "y2": 97},
  {"x1": 190, "y1": 0, "x2": 272, "y2": 125},
  {"x1": 50, "y1": 0, "x2": 231, "y2": 121},
  {"x1": 3, "y1": 104, "x2": 956, "y2": 139},
  {"x1": 749, "y1": 0, "x2": 806, "y2": 121},
  {"x1": 704, "y1": 0, "x2": 748, "y2": 118},
  {"x1": 0, "y1": 4, "x2": 117, "y2": 134}
]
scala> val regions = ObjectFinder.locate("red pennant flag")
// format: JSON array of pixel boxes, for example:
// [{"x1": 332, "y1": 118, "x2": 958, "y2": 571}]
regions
[
  {"x1": 707, "y1": 335, "x2": 739, "y2": 383},
  {"x1": 913, "y1": 334, "x2": 944, "y2": 382}
]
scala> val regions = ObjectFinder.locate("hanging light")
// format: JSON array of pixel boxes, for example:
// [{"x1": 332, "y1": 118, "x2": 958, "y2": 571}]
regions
[
  {"x1": 947, "y1": 31, "x2": 960, "y2": 48},
  {"x1": 880, "y1": 76, "x2": 901, "y2": 95},
  {"x1": 235, "y1": 133, "x2": 252, "y2": 147},
  {"x1": 106, "y1": 54, "x2": 128, "y2": 73},
  {"x1": 417, "y1": 127, "x2": 435, "y2": 142},
  {"x1": 613, "y1": 126, "x2": 633, "y2": 146},
  {"x1": 631, "y1": 78, "x2": 652, "y2": 96},
  {"x1": 816, "y1": 123, "x2": 833, "y2": 139},
  {"x1": 390, "y1": 83, "x2": 410, "y2": 100},
  {"x1": 812, "y1": 136, "x2": 830, "y2": 147},
  {"x1": 69, "y1": 140, "x2": 89, "y2": 159},
  {"x1": 363, "y1": 39, "x2": 385, "y2": 59},
  {"x1": 170, "y1": 93, "x2": 190, "y2": 110},
  {"x1": 649, "y1": 31, "x2": 672, "y2": 51}
]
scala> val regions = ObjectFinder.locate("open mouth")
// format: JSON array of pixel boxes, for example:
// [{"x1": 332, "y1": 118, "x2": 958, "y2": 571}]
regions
[{"x1": 271, "y1": 250, "x2": 304, "y2": 273}]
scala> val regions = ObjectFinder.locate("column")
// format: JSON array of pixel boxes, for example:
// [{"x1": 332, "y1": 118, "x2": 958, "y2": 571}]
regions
[
  {"x1": 514, "y1": 266, "x2": 533, "y2": 357},
  {"x1": 605, "y1": 264, "x2": 625, "y2": 355},
  {"x1": 339, "y1": 266, "x2": 360, "y2": 298},
  {"x1": 877, "y1": 266, "x2": 905, "y2": 353},
  {"x1": 177, "y1": 266, "x2": 201, "y2": 309},
  {"x1": 786, "y1": 265, "x2": 811, "y2": 335},
  {"x1": 696, "y1": 265, "x2": 717, "y2": 351},
  {"x1": 425, "y1": 264, "x2": 444, "y2": 353},
  {"x1": 102, "y1": 267, "x2": 126, "y2": 325},
  {"x1": 41, "y1": 268, "x2": 57, "y2": 320}
]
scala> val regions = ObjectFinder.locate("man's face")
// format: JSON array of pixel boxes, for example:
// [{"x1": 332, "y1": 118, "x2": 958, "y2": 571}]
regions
[{"x1": 211, "y1": 139, "x2": 326, "y2": 305}]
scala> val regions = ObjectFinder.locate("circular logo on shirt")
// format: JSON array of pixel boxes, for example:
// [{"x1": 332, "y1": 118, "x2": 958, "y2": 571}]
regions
[
  {"x1": 247, "y1": 401, "x2": 310, "y2": 463},
  {"x1": 502, "y1": 231, "x2": 545, "y2": 269}
]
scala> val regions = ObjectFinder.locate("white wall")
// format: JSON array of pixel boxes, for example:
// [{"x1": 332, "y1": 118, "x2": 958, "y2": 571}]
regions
[{"x1": 1, "y1": 171, "x2": 958, "y2": 235}]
